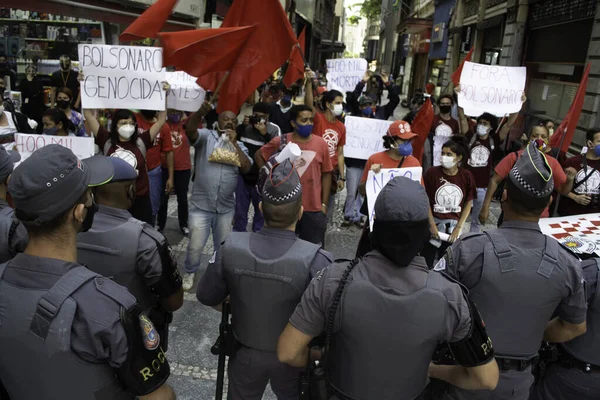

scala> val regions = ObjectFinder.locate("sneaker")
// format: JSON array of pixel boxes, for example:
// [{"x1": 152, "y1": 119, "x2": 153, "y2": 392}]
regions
[
  {"x1": 181, "y1": 227, "x2": 190, "y2": 237},
  {"x1": 182, "y1": 272, "x2": 195, "y2": 291}
]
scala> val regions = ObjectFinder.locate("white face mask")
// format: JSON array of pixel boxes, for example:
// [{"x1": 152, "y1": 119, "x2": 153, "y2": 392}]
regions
[
  {"x1": 476, "y1": 124, "x2": 490, "y2": 137},
  {"x1": 441, "y1": 155, "x2": 457, "y2": 169},
  {"x1": 278, "y1": 100, "x2": 292, "y2": 113},
  {"x1": 331, "y1": 104, "x2": 343, "y2": 117},
  {"x1": 118, "y1": 124, "x2": 135, "y2": 139},
  {"x1": 548, "y1": 128, "x2": 554, "y2": 136}
]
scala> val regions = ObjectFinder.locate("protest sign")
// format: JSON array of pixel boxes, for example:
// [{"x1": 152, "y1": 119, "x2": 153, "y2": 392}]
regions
[
  {"x1": 366, "y1": 167, "x2": 423, "y2": 230},
  {"x1": 78, "y1": 44, "x2": 166, "y2": 110},
  {"x1": 539, "y1": 213, "x2": 600, "y2": 256},
  {"x1": 326, "y1": 58, "x2": 368, "y2": 94},
  {"x1": 344, "y1": 116, "x2": 391, "y2": 160},
  {"x1": 166, "y1": 71, "x2": 206, "y2": 112},
  {"x1": 14, "y1": 134, "x2": 95, "y2": 165},
  {"x1": 457, "y1": 61, "x2": 526, "y2": 117}
]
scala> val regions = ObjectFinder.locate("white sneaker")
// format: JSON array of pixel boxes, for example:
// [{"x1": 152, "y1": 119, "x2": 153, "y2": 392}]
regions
[{"x1": 182, "y1": 272, "x2": 195, "y2": 291}]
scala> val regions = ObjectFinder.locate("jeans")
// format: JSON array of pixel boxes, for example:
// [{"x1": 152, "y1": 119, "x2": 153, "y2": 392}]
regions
[
  {"x1": 233, "y1": 176, "x2": 264, "y2": 233},
  {"x1": 469, "y1": 188, "x2": 487, "y2": 233},
  {"x1": 296, "y1": 211, "x2": 327, "y2": 246},
  {"x1": 327, "y1": 194, "x2": 336, "y2": 223},
  {"x1": 148, "y1": 166, "x2": 163, "y2": 225},
  {"x1": 343, "y1": 167, "x2": 364, "y2": 223},
  {"x1": 157, "y1": 169, "x2": 191, "y2": 230},
  {"x1": 184, "y1": 205, "x2": 234, "y2": 274}
]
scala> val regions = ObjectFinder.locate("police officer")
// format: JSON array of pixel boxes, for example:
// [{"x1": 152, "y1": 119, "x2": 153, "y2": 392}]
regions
[
  {"x1": 0, "y1": 146, "x2": 27, "y2": 262},
  {"x1": 77, "y1": 156, "x2": 183, "y2": 351},
  {"x1": 530, "y1": 256, "x2": 600, "y2": 400},
  {"x1": 0, "y1": 145, "x2": 175, "y2": 399},
  {"x1": 439, "y1": 142, "x2": 588, "y2": 400},
  {"x1": 197, "y1": 159, "x2": 333, "y2": 400},
  {"x1": 277, "y1": 176, "x2": 499, "y2": 400}
]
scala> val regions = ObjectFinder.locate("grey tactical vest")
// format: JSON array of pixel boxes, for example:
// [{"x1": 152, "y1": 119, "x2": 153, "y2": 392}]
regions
[
  {"x1": 222, "y1": 232, "x2": 321, "y2": 352},
  {"x1": 469, "y1": 229, "x2": 565, "y2": 359},
  {"x1": 328, "y1": 258, "x2": 450, "y2": 400},
  {"x1": 0, "y1": 263, "x2": 132, "y2": 399},
  {"x1": 77, "y1": 215, "x2": 153, "y2": 310},
  {"x1": 562, "y1": 259, "x2": 600, "y2": 365},
  {"x1": 0, "y1": 207, "x2": 14, "y2": 263}
]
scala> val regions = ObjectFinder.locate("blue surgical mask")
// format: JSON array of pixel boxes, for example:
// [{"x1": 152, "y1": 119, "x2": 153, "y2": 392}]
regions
[
  {"x1": 594, "y1": 144, "x2": 600, "y2": 157},
  {"x1": 44, "y1": 126, "x2": 59, "y2": 135},
  {"x1": 296, "y1": 124, "x2": 313, "y2": 138},
  {"x1": 362, "y1": 107, "x2": 373, "y2": 117},
  {"x1": 397, "y1": 142, "x2": 413, "y2": 157}
]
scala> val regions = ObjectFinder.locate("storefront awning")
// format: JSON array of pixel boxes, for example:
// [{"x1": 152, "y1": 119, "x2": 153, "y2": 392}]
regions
[
  {"x1": 318, "y1": 39, "x2": 345, "y2": 53},
  {"x1": 396, "y1": 18, "x2": 432, "y2": 34}
]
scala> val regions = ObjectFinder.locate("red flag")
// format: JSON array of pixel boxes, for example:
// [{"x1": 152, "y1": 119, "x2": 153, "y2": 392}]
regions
[
  {"x1": 200, "y1": 0, "x2": 297, "y2": 113},
  {"x1": 451, "y1": 48, "x2": 474, "y2": 86},
  {"x1": 120, "y1": 0, "x2": 177, "y2": 42},
  {"x1": 550, "y1": 64, "x2": 590, "y2": 153},
  {"x1": 283, "y1": 27, "x2": 307, "y2": 88},
  {"x1": 411, "y1": 97, "x2": 435, "y2": 164},
  {"x1": 159, "y1": 26, "x2": 256, "y2": 79}
]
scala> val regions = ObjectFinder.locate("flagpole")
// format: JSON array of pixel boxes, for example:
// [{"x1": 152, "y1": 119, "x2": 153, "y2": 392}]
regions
[{"x1": 212, "y1": 71, "x2": 230, "y2": 104}]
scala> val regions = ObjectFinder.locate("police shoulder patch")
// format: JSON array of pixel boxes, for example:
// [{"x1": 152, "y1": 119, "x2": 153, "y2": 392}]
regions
[
  {"x1": 434, "y1": 257, "x2": 447, "y2": 271},
  {"x1": 139, "y1": 313, "x2": 160, "y2": 350}
]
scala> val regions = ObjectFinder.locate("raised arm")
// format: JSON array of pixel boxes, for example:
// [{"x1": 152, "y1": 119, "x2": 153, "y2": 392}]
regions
[
  {"x1": 498, "y1": 93, "x2": 526, "y2": 142},
  {"x1": 304, "y1": 69, "x2": 315, "y2": 111},
  {"x1": 186, "y1": 101, "x2": 212, "y2": 143},
  {"x1": 83, "y1": 109, "x2": 100, "y2": 137}
]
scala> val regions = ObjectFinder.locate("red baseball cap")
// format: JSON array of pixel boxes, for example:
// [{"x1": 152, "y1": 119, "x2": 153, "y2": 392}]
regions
[{"x1": 387, "y1": 120, "x2": 417, "y2": 140}]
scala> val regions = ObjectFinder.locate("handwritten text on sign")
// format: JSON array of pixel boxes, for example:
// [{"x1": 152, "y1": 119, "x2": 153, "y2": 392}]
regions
[
  {"x1": 366, "y1": 167, "x2": 423, "y2": 230},
  {"x1": 344, "y1": 116, "x2": 392, "y2": 160},
  {"x1": 78, "y1": 44, "x2": 166, "y2": 110},
  {"x1": 15, "y1": 133, "x2": 95, "y2": 163},
  {"x1": 458, "y1": 62, "x2": 526, "y2": 117},
  {"x1": 165, "y1": 71, "x2": 205, "y2": 112},
  {"x1": 326, "y1": 58, "x2": 368, "y2": 94}
]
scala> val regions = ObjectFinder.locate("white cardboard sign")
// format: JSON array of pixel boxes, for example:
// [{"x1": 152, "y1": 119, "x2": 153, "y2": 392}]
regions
[
  {"x1": 15, "y1": 133, "x2": 95, "y2": 164},
  {"x1": 326, "y1": 58, "x2": 368, "y2": 94},
  {"x1": 458, "y1": 61, "x2": 526, "y2": 117},
  {"x1": 344, "y1": 116, "x2": 392, "y2": 160},
  {"x1": 165, "y1": 71, "x2": 206, "y2": 112},
  {"x1": 366, "y1": 167, "x2": 423, "y2": 230},
  {"x1": 78, "y1": 44, "x2": 166, "y2": 110}
]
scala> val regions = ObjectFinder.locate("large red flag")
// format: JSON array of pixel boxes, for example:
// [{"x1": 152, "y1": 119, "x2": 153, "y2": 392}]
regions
[
  {"x1": 159, "y1": 26, "x2": 256, "y2": 79},
  {"x1": 451, "y1": 48, "x2": 474, "y2": 86},
  {"x1": 411, "y1": 97, "x2": 435, "y2": 165},
  {"x1": 283, "y1": 27, "x2": 307, "y2": 88},
  {"x1": 550, "y1": 64, "x2": 591, "y2": 153},
  {"x1": 120, "y1": 0, "x2": 177, "y2": 42},
  {"x1": 199, "y1": 0, "x2": 297, "y2": 113}
]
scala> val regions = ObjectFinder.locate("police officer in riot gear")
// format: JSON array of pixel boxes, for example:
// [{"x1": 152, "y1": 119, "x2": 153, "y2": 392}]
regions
[
  {"x1": 77, "y1": 156, "x2": 183, "y2": 350},
  {"x1": 439, "y1": 142, "x2": 588, "y2": 400},
  {"x1": 0, "y1": 145, "x2": 175, "y2": 399},
  {"x1": 277, "y1": 176, "x2": 499, "y2": 400},
  {"x1": 530, "y1": 257, "x2": 600, "y2": 400},
  {"x1": 0, "y1": 146, "x2": 26, "y2": 262},
  {"x1": 197, "y1": 159, "x2": 333, "y2": 400}
]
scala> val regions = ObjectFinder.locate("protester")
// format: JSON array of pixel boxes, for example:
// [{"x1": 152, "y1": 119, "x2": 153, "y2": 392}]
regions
[
  {"x1": 352, "y1": 71, "x2": 400, "y2": 120},
  {"x1": 51, "y1": 55, "x2": 80, "y2": 109},
  {"x1": 256, "y1": 105, "x2": 332, "y2": 246},
  {"x1": 182, "y1": 101, "x2": 253, "y2": 292},
  {"x1": 55, "y1": 87, "x2": 86, "y2": 137},
  {"x1": 19, "y1": 64, "x2": 45, "y2": 132},
  {"x1": 429, "y1": 95, "x2": 460, "y2": 169},
  {"x1": 543, "y1": 119, "x2": 556, "y2": 137},
  {"x1": 234, "y1": 102, "x2": 281, "y2": 233},
  {"x1": 557, "y1": 128, "x2": 600, "y2": 216},
  {"x1": 0, "y1": 54, "x2": 16, "y2": 91},
  {"x1": 314, "y1": 86, "x2": 327, "y2": 112},
  {"x1": 157, "y1": 109, "x2": 192, "y2": 235},
  {"x1": 0, "y1": 79, "x2": 34, "y2": 135},
  {"x1": 422, "y1": 135, "x2": 476, "y2": 267},
  {"x1": 269, "y1": 87, "x2": 294, "y2": 134},
  {"x1": 42, "y1": 108, "x2": 76, "y2": 136}
]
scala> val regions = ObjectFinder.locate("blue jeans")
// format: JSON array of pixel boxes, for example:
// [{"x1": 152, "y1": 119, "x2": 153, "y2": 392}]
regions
[
  {"x1": 343, "y1": 167, "x2": 364, "y2": 223},
  {"x1": 470, "y1": 188, "x2": 487, "y2": 233},
  {"x1": 233, "y1": 176, "x2": 264, "y2": 233},
  {"x1": 148, "y1": 166, "x2": 163, "y2": 225},
  {"x1": 184, "y1": 205, "x2": 234, "y2": 274}
]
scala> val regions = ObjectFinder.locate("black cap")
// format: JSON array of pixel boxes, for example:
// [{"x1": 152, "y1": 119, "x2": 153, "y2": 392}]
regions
[
  {"x1": 262, "y1": 159, "x2": 302, "y2": 205},
  {"x1": 374, "y1": 176, "x2": 429, "y2": 222},
  {"x1": 107, "y1": 156, "x2": 138, "y2": 183},
  {"x1": 359, "y1": 96, "x2": 373, "y2": 106},
  {"x1": 9, "y1": 145, "x2": 114, "y2": 223},
  {"x1": 0, "y1": 147, "x2": 20, "y2": 182},
  {"x1": 509, "y1": 142, "x2": 554, "y2": 198}
]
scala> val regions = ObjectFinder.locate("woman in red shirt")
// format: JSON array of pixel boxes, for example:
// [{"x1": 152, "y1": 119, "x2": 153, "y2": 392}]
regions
[{"x1": 422, "y1": 135, "x2": 476, "y2": 267}]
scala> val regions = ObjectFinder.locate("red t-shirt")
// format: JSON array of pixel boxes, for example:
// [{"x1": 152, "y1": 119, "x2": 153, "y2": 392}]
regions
[
  {"x1": 161, "y1": 122, "x2": 192, "y2": 171},
  {"x1": 313, "y1": 112, "x2": 346, "y2": 169},
  {"x1": 261, "y1": 133, "x2": 333, "y2": 212},
  {"x1": 558, "y1": 155, "x2": 600, "y2": 216},
  {"x1": 465, "y1": 130, "x2": 500, "y2": 189},
  {"x1": 494, "y1": 150, "x2": 567, "y2": 218},
  {"x1": 360, "y1": 151, "x2": 422, "y2": 183},
  {"x1": 430, "y1": 115, "x2": 460, "y2": 136},
  {"x1": 95, "y1": 127, "x2": 153, "y2": 196},
  {"x1": 136, "y1": 116, "x2": 174, "y2": 171},
  {"x1": 425, "y1": 166, "x2": 476, "y2": 221}
]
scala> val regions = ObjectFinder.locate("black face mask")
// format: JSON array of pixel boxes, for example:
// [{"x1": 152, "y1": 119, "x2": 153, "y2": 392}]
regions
[
  {"x1": 440, "y1": 105, "x2": 452, "y2": 114},
  {"x1": 61, "y1": 62, "x2": 71, "y2": 71},
  {"x1": 57, "y1": 99, "x2": 70, "y2": 110},
  {"x1": 141, "y1": 110, "x2": 157, "y2": 120},
  {"x1": 370, "y1": 219, "x2": 431, "y2": 266},
  {"x1": 79, "y1": 201, "x2": 98, "y2": 233}
]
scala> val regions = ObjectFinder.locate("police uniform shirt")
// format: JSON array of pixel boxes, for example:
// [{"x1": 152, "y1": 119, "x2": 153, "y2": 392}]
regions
[
  {"x1": 1, "y1": 253, "x2": 168, "y2": 390},
  {"x1": 0, "y1": 198, "x2": 28, "y2": 258},
  {"x1": 289, "y1": 251, "x2": 472, "y2": 342},
  {"x1": 442, "y1": 220, "x2": 587, "y2": 325},
  {"x1": 197, "y1": 228, "x2": 333, "y2": 306}
]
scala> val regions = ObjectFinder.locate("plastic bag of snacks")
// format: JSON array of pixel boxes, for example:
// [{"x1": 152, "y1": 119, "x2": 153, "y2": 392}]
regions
[{"x1": 208, "y1": 134, "x2": 241, "y2": 167}]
